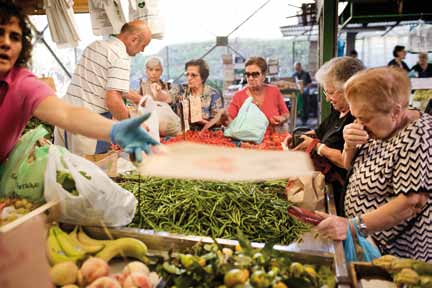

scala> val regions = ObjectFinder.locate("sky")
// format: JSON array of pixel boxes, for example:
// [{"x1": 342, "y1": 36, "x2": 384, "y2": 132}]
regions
[{"x1": 141, "y1": 0, "x2": 309, "y2": 54}]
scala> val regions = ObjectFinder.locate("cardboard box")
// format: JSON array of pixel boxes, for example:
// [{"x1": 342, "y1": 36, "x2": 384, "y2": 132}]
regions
[{"x1": 84, "y1": 151, "x2": 118, "y2": 177}]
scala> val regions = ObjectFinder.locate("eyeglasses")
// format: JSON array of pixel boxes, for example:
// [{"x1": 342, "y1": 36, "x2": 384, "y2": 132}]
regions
[
  {"x1": 185, "y1": 72, "x2": 200, "y2": 78},
  {"x1": 244, "y1": 72, "x2": 261, "y2": 78},
  {"x1": 323, "y1": 89, "x2": 341, "y2": 97}
]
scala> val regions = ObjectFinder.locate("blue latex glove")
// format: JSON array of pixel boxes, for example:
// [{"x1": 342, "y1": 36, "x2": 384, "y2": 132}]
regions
[{"x1": 110, "y1": 113, "x2": 160, "y2": 162}]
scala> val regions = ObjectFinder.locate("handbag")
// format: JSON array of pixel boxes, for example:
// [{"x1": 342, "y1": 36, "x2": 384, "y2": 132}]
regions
[{"x1": 224, "y1": 96, "x2": 269, "y2": 144}]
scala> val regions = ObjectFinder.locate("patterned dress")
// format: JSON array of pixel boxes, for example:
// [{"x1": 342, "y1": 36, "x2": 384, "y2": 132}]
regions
[{"x1": 345, "y1": 113, "x2": 432, "y2": 261}]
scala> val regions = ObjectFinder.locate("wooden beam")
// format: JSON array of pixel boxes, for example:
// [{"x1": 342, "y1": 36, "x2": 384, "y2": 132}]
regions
[{"x1": 20, "y1": 0, "x2": 89, "y2": 15}]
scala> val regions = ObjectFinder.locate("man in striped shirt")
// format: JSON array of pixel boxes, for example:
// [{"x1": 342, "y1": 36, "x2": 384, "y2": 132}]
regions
[{"x1": 55, "y1": 20, "x2": 152, "y2": 155}]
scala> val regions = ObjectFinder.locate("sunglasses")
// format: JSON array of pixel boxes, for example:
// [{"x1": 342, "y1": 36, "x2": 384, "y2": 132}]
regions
[
  {"x1": 185, "y1": 72, "x2": 200, "y2": 78},
  {"x1": 244, "y1": 71, "x2": 261, "y2": 78}
]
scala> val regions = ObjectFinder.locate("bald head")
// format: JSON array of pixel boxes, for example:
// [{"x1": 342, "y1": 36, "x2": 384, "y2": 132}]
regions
[{"x1": 118, "y1": 20, "x2": 152, "y2": 56}]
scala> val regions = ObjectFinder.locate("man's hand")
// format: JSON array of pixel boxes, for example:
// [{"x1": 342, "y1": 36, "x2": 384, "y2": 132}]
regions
[
  {"x1": 110, "y1": 113, "x2": 160, "y2": 162},
  {"x1": 126, "y1": 91, "x2": 143, "y2": 105}
]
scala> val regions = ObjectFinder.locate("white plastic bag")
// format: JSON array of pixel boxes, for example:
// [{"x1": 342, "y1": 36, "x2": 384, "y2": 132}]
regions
[
  {"x1": 138, "y1": 95, "x2": 160, "y2": 142},
  {"x1": 155, "y1": 101, "x2": 181, "y2": 136},
  {"x1": 44, "y1": 145, "x2": 137, "y2": 226}
]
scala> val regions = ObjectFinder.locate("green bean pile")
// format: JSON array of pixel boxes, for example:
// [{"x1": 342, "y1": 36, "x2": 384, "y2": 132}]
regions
[{"x1": 118, "y1": 176, "x2": 310, "y2": 245}]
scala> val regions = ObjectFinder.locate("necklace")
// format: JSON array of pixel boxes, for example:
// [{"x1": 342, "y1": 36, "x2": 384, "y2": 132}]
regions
[{"x1": 248, "y1": 87, "x2": 265, "y2": 107}]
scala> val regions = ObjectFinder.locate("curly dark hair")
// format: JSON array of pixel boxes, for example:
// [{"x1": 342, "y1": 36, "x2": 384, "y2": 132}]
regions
[
  {"x1": 0, "y1": 1, "x2": 33, "y2": 67},
  {"x1": 185, "y1": 59, "x2": 209, "y2": 84}
]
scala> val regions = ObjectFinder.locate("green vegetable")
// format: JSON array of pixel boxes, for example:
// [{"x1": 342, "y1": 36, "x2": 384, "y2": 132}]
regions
[
  {"x1": 118, "y1": 176, "x2": 309, "y2": 245},
  {"x1": 56, "y1": 170, "x2": 91, "y2": 196}
]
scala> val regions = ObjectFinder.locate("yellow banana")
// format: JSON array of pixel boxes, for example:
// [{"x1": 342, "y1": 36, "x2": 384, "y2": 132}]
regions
[
  {"x1": 53, "y1": 226, "x2": 86, "y2": 260},
  {"x1": 46, "y1": 226, "x2": 78, "y2": 266},
  {"x1": 68, "y1": 226, "x2": 105, "y2": 254},
  {"x1": 77, "y1": 226, "x2": 114, "y2": 246},
  {"x1": 95, "y1": 237, "x2": 148, "y2": 263}
]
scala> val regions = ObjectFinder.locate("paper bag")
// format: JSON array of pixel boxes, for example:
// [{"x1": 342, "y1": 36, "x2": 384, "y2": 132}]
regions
[{"x1": 285, "y1": 172, "x2": 325, "y2": 211}]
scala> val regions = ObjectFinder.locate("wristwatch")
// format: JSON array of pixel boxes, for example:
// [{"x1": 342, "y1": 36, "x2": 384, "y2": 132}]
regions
[{"x1": 357, "y1": 215, "x2": 369, "y2": 237}]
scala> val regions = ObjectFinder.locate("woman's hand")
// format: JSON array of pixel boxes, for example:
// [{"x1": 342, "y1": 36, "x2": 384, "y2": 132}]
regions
[
  {"x1": 270, "y1": 115, "x2": 285, "y2": 126},
  {"x1": 343, "y1": 122, "x2": 369, "y2": 150},
  {"x1": 150, "y1": 82, "x2": 162, "y2": 95},
  {"x1": 315, "y1": 211, "x2": 348, "y2": 240},
  {"x1": 283, "y1": 134, "x2": 293, "y2": 149},
  {"x1": 293, "y1": 135, "x2": 315, "y2": 151}
]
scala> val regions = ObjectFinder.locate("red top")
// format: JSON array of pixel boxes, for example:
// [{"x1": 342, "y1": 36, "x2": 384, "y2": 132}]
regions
[
  {"x1": 228, "y1": 84, "x2": 289, "y2": 121},
  {"x1": 0, "y1": 67, "x2": 53, "y2": 163}
]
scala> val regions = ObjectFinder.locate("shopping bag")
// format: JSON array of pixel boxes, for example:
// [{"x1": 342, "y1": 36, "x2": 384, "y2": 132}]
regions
[
  {"x1": 138, "y1": 95, "x2": 160, "y2": 142},
  {"x1": 0, "y1": 126, "x2": 50, "y2": 203},
  {"x1": 285, "y1": 172, "x2": 325, "y2": 211},
  {"x1": 224, "y1": 97, "x2": 269, "y2": 144},
  {"x1": 155, "y1": 101, "x2": 181, "y2": 136},
  {"x1": 44, "y1": 145, "x2": 137, "y2": 226},
  {"x1": 344, "y1": 219, "x2": 381, "y2": 262}
]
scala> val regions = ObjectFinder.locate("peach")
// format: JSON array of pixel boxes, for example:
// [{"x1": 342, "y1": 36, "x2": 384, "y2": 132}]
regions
[
  {"x1": 80, "y1": 257, "x2": 110, "y2": 285},
  {"x1": 122, "y1": 261, "x2": 150, "y2": 278},
  {"x1": 110, "y1": 273, "x2": 126, "y2": 286},
  {"x1": 86, "y1": 276, "x2": 121, "y2": 288},
  {"x1": 123, "y1": 272, "x2": 152, "y2": 288},
  {"x1": 50, "y1": 261, "x2": 78, "y2": 286}
]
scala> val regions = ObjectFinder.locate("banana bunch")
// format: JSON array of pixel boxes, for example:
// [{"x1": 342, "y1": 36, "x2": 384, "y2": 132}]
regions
[
  {"x1": 47, "y1": 225, "x2": 149, "y2": 266},
  {"x1": 47, "y1": 225, "x2": 104, "y2": 265}
]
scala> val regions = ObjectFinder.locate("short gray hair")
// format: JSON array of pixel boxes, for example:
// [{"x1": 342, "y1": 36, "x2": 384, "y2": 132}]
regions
[
  {"x1": 315, "y1": 56, "x2": 365, "y2": 90},
  {"x1": 145, "y1": 57, "x2": 163, "y2": 69}
]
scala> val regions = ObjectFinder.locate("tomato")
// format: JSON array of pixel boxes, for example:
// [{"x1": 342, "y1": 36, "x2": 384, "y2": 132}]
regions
[
  {"x1": 224, "y1": 269, "x2": 249, "y2": 287},
  {"x1": 250, "y1": 270, "x2": 272, "y2": 288},
  {"x1": 272, "y1": 281, "x2": 288, "y2": 288}
]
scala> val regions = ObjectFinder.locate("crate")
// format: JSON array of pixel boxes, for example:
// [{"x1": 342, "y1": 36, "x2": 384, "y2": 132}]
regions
[
  {"x1": 349, "y1": 262, "x2": 394, "y2": 288},
  {"x1": 0, "y1": 200, "x2": 59, "y2": 234},
  {"x1": 84, "y1": 151, "x2": 118, "y2": 177}
]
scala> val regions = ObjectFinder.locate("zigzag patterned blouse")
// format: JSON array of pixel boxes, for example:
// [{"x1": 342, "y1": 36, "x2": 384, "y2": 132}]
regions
[{"x1": 345, "y1": 113, "x2": 432, "y2": 261}]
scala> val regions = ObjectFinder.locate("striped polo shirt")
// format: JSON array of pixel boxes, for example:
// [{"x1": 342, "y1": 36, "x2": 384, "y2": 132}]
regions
[{"x1": 63, "y1": 37, "x2": 130, "y2": 114}]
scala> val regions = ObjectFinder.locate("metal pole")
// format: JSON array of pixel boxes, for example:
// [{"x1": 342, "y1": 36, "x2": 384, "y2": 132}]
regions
[
  {"x1": 318, "y1": 0, "x2": 338, "y2": 121},
  {"x1": 166, "y1": 46, "x2": 170, "y2": 79}
]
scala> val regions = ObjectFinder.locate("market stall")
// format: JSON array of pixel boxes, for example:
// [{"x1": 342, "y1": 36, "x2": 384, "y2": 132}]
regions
[{"x1": 1, "y1": 125, "x2": 350, "y2": 287}]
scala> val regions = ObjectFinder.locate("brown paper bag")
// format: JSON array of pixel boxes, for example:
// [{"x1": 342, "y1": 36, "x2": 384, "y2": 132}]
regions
[
  {"x1": 285, "y1": 172, "x2": 325, "y2": 211},
  {"x1": 189, "y1": 95, "x2": 202, "y2": 123}
]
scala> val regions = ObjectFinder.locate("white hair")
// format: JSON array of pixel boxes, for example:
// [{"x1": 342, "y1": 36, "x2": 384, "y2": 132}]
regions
[{"x1": 145, "y1": 57, "x2": 164, "y2": 69}]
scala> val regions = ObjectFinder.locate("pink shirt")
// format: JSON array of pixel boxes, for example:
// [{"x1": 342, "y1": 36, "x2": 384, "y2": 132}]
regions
[
  {"x1": 228, "y1": 84, "x2": 289, "y2": 121},
  {"x1": 0, "y1": 67, "x2": 53, "y2": 163}
]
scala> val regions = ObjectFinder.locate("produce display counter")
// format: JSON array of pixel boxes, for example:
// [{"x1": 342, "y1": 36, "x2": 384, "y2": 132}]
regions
[{"x1": 78, "y1": 185, "x2": 350, "y2": 287}]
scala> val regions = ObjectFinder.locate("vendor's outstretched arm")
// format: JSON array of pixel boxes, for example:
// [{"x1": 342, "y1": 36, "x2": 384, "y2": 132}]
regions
[{"x1": 34, "y1": 96, "x2": 113, "y2": 142}]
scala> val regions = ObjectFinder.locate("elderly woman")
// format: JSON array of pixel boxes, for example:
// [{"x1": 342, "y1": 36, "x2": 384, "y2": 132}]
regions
[
  {"x1": 182, "y1": 59, "x2": 223, "y2": 129},
  {"x1": 228, "y1": 57, "x2": 289, "y2": 127},
  {"x1": 139, "y1": 57, "x2": 177, "y2": 103},
  {"x1": 411, "y1": 52, "x2": 432, "y2": 78},
  {"x1": 288, "y1": 57, "x2": 365, "y2": 215},
  {"x1": 316, "y1": 67, "x2": 432, "y2": 261}
]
